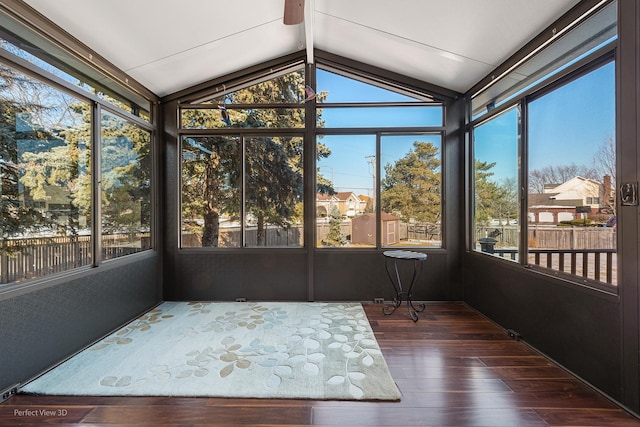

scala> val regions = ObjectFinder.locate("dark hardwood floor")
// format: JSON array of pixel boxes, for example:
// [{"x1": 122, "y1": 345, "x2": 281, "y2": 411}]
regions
[{"x1": 2, "y1": 302, "x2": 639, "y2": 426}]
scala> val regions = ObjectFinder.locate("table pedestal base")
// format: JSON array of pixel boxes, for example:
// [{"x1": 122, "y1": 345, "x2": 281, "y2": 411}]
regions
[
  {"x1": 383, "y1": 294, "x2": 425, "y2": 322},
  {"x1": 382, "y1": 250, "x2": 427, "y2": 322}
]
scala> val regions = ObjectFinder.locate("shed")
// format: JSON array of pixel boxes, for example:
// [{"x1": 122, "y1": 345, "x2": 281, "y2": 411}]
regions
[{"x1": 351, "y1": 212, "x2": 400, "y2": 246}]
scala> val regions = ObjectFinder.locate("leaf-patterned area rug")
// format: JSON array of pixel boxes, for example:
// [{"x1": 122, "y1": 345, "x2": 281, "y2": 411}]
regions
[{"x1": 21, "y1": 302, "x2": 401, "y2": 401}]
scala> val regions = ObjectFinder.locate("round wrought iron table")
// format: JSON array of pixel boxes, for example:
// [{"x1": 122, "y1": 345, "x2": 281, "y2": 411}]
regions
[{"x1": 382, "y1": 250, "x2": 427, "y2": 322}]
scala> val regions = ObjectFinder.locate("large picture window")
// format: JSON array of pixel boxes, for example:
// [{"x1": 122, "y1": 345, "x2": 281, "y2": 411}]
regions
[
  {"x1": 470, "y1": 58, "x2": 616, "y2": 286},
  {"x1": 182, "y1": 136, "x2": 240, "y2": 248},
  {"x1": 472, "y1": 107, "x2": 520, "y2": 261},
  {"x1": 101, "y1": 112, "x2": 152, "y2": 259},
  {"x1": 0, "y1": 42, "x2": 154, "y2": 286},
  {"x1": 180, "y1": 134, "x2": 303, "y2": 248},
  {"x1": 0, "y1": 65, "x2": 92, "y2": 284},
  {"x1": 315, "y1": 69, "x2": 444, "y2": 248},
  {"x1": 316, "y1": 135, "x2": 376, "y2": 247},
  {"x1": 469, "y1": 0, "x2": 617, "y2": 288},
  {"x1": 180, "y1": 67, "x2": 444, "y2": 250},
  {"x1": 527, "y1": 61, "x2": 616, "y2": 284},
  {"x1": 179, "y1": 70, "x2": 306, "y2": 248},
  {"x1": 381, "y1": 134, "x2": 442, "y2": 247}
]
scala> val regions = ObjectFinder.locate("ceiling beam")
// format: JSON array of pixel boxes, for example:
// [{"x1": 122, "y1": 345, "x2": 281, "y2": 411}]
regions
[{"x1": 304, "y1": 0, "x2": 314, "y2": 63}]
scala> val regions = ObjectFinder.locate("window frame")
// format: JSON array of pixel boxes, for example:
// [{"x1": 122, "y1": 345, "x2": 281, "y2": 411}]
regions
[
  {"x1": 178, "y1": 130, "x2": 306, "y2": 250},
  {"x1": 314, "y1": 64, "x2": 447, "y2": 250},
  {"x1": 315, "y1": 129, "x2": 446, "y2": 251},
  {"x1": 177, "y1": 67, "x2": 309, "y2": 251},
  {"x1": 469, "y1": 48, "x2": 618, "y2": 293},
  {"x1": 0, "y1": 41, "x2": 156, "y2": 290},
  {"x1": 178, "y1": 62, "x2": 449, "y2": 252},
  {"x1": 99, "y1": 109, "x2": 154, "y2": 260},
  {"x1": 470, "y1": 104, "x2": 522, "y2": 263}
]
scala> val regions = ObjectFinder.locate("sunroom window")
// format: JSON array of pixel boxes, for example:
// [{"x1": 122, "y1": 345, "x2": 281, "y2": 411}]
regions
[
  {"x1": 316, "y1": 68, "x2": 444, "y2": 248},
  {"x1": 179, "y1": 70, "x2": 306, "y2": 248},
  {"x1": 0, "y1": 23, "x2": 155, "y2": 287},
  {"x1": 100, "y1": 112, "x2": 152, "y2": 259},
  {"x1": 0, "y1": 64, "x2": 92, "y2": 284},
  {"x1": 472, "y1": 107, "x2": 520, "y2": 261},
  {"x1": 470, "y1": 0, "x2": 617, "y2": 288},
  {"x1": 527, "y1": 61, "x2": 616, "y2": 285}
]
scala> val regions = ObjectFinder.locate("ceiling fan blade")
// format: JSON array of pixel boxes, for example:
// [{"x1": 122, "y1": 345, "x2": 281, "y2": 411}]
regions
[{"x1": 283, "y1": 0, "x2": 304, "y2": 25}]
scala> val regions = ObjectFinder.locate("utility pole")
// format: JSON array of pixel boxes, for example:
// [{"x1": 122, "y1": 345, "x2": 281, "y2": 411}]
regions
[{"x1": 365, "y1": 155, "x2": 375, "y2": 200}]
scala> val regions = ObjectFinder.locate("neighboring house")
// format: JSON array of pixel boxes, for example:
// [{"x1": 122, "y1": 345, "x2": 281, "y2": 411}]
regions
[
  {"x1": 316, "y1": 192, "x2": 364, "y2": 218},
  {"x1": 357, "y1": 194, "x2": 373, "y2": 214},
  {"x1": 315, "y1": 193, "x2": 337, "y2": 218},
  {"x1": 528, "y1": 176, "x2": 614, "y2": 224}
]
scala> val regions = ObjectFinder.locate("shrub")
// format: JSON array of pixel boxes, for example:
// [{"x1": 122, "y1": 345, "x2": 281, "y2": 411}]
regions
[{"x1": 558, "y1": 219, "x2": 594, "y2": 227}]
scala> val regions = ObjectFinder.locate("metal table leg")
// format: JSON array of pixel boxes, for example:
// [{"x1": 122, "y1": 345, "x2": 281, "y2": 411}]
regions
[{"x1": 383, "y1": 256, "x2": 426, "y2": 322}]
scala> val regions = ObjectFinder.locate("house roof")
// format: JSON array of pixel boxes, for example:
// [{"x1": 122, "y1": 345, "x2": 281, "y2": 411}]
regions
[
  {"x1": 316, "y1": 193, "x2": 336, "y2": 201},
  {"x1": 547, "y1": 176, "x2": 602, "y2": 194},
  {"x1": 334, "y1": 192, "x2": 358, "y2": 201},
  {"x1": 21, "y1": 0, "x2": 579, "y2": 97},
  {"x1": 316, "y1": 192, "x2": 361, "y2": 202},
  {"x1": 529, "y1": 193, "x2": 581, "y2": 208}
]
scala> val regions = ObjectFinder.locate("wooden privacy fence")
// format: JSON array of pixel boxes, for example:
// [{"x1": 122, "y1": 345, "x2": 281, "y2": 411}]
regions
[
  {"x1": 182, "y1": 221, "x2": 442, "y2": 247},
  {"x1": 475, "y1": 226, "x2": 617, "y2": 284},
  {"x1": 1, "y1": 234, "x2": 149, "y2": 284},
  {"x1": 182, "y1": 226, "x2": 303, "y2": 247},
  {"x1": 476, "y1": 226, "x2": 616, "y2": 250},
  {"x1": 315, "y1": 222, "x2": 442, "y2": 245},
  {"x1": 528, "y1": 226, "x2": 616, "y2": 250},
  {"x1": 315, "y1": 221, "x2": 441, "y2": 245}
]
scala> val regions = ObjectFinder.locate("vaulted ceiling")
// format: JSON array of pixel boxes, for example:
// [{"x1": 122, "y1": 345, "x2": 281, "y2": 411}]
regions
[{"x1": 23, "y1": 0, "x2": 580, "y2": 97}]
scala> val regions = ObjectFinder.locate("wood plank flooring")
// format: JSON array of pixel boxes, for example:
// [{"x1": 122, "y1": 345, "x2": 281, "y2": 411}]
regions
[{"x1": 2, "y1": 302, "x2": 639, "y2": 426}]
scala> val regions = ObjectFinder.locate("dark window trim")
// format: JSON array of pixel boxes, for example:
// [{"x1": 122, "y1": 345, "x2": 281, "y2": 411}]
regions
[
  {"x1": 469, "y1": 0, "x2": 614, "y2": 98},
  {"x1": 179, "y1": 132, "x2": 305, "y2": 250},
  {"x1": 315, "y1": 50, "x2": 460, "y2": 103},
  {"x1": 0, "y1": 48, "x2": 153, "y2": 131},
  {"x1": 174, "y1": 55, "x2": 449, "y2": 252},
  {"x1": 315, "y1": 130, "x2": 445, "y2": 250},
  {"x1": 314, "y1": 60, "x2": 448, "y2": 250},
  {"x1": 0, "y1": 50, "x2": 157, "y2": 288},
  {"x1": 469, "y1": 104, "x2": 522, "y2": 262},
  {"x1": 469, "y1": 47, "x2": 616, "y2": 128},
  {"x1": 0, "y1": 0, "x2": 156, "y2": 108},
  {"x1": 468, "y1": 54, "x2": 618, "y2": 292},
  {"x1": 167, "y1": 53, "x2": 305, "y2": 105}
]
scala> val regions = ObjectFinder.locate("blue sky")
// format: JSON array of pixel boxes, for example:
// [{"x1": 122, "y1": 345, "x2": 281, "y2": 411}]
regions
[
  {"x1": 474, "y1": 60, "x2": 615, "y2": 183},
  {"x1": 316, "y1": 133, "x2": 441, "y2": 197},
  {"x1": 316, "y1": 70, "x2": 442, "y2": 195},
  {"x1": 318, "y1": 71, "x2": 412, "y2": 103},
  {"x1": 528, "y1": 61, "x2": 615, "y2": 173},
  {"x1": 315, "y1": 59, "x2": 615, "y2": 195}
]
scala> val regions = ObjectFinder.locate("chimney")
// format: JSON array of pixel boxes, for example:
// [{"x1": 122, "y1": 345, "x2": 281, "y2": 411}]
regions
[{"x1": 603, "y1": 175, "x2": 612, "y2": 205}]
